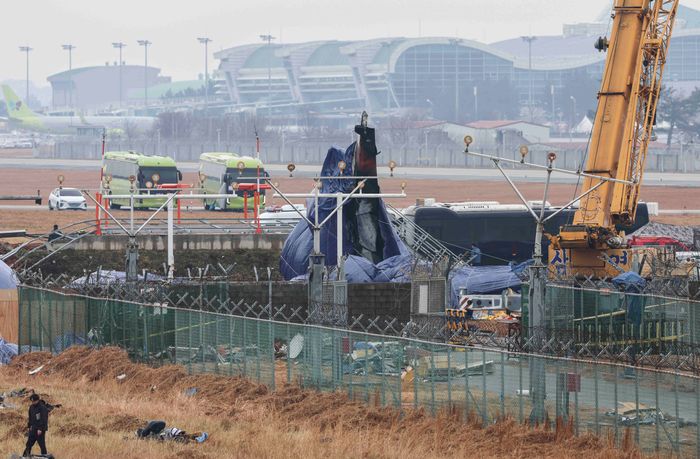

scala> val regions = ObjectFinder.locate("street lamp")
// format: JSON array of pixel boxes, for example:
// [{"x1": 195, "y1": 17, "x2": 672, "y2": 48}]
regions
[
  {"x1": 521, "y1": 36, "x2": 537, "y2": 121},
  {"x1": 137, "y1": 40, "x2": 152, "y2": 111},
  {"x1": 449, "y1": 38, "x2": 462, "y2": 122},
  {"x1": 19, "y1": 46, "x2": 32, "y2": 105},
  {"x1": 259, "y1": 34, "x2": 276, "y2": 104},
  {"x1": 112, "y1": 42, "x2": 127, "y2": 108},
  {"x1": 61, "y1": 44, "x2": 75, "y2": 108},
  {"x1": 550, "y1": 84, "x2": 555, "y2": 124},
  {"x1": 197, "y1": 37, "x2": 212, "y2": 111},
  {"x1": 380, "y1": 40, "x2": 393, "y2": 112},
  {"x1": 570, "y1": 95, "x2": 577, "y2": 133}
]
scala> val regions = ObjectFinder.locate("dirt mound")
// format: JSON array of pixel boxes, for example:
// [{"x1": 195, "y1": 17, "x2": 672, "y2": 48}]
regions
[
  {"x1": 102, "y1": 414, "x2": 146, "y2": 432},
  {"x1": 55, "y1": 422, "x2": 98, "y2": 436},
  {"x1": 9, "y1": 352, "x2": 51, "y2": 371}
]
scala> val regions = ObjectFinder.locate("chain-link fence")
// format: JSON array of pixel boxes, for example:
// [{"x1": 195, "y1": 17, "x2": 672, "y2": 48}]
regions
[{"x1": 17, "y1": 286, "x2": 700, "y2": 456}]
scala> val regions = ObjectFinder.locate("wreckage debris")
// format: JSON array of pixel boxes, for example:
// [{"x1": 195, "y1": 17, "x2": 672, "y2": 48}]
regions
[{"x1": 135, "y1": 420, "x2": 209, "y2": 444}]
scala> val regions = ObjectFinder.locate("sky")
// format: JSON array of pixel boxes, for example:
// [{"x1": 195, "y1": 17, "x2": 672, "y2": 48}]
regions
[{"x1": 2, "y1": 0, "x2": 699, "y2": 87}]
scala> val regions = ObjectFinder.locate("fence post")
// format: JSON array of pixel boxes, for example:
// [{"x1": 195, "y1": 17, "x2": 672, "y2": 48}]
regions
[
  {"x1": 446, "y1": 346, "x2": 452, "y2": 409},
  {"x1": 594, "y1": 362, "x2": 599, "y2": 437},
  {"x1": 518, "y1": 353, "x2": 523, "y2": 423},
  {"x1": 696, "y1": 377, "x2": 699, "y2": 459},
  {"x1": 613, "y1": 366, "x2": 619, "y2": 446},
  {"x1": 465, "y1": 347, "x2": 470, "y2": 418},
  {"x1": 429, "y1": 346, "x2": 436, "y2": 416},
  {"x1": 48, "y1": 291, "x2": 53, "y2": 353},
  {"x1": 270, "y1": 321, "x2": 275, "y2": 391},
  {"x1": 500, "y1": 352, "x2": 505, "y2": 419},
  {"x1": 481, "y1": 349, "x2": 487, "y2": 427},
  {"x1": 655, "y1": 371, "x2": 660, "y2": 453}
]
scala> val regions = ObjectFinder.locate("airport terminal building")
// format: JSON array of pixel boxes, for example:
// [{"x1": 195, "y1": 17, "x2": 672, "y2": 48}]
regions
[{"x1": 214, "y1": 5, "x2": 700, "y2": 124}]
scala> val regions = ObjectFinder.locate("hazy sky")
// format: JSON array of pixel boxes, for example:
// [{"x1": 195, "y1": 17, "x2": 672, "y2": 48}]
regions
[{"x1": 3, "y1": 0, "x2": 699, "y2": 85}]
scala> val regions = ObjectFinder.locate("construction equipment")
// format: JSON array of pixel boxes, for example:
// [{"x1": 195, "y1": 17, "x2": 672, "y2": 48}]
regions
[{"x1": 552, "y1": 0, "x2": 679, "y2": 278}]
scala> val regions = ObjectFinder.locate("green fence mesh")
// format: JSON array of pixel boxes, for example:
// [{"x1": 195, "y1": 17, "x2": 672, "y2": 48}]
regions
[{"x1": 16, "y1": 286, "x2": 700, "y2": 456}]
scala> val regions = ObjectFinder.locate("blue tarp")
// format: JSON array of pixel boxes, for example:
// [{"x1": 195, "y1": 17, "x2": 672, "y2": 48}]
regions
[
  {"x1": 612, "y1": 271, "x2": 647, "y2": 292},
  {"x1": 612, "y1": 271, "x2": 647, "y2": 326},
  {"x1": 280, "y1": 144, "x2": 407, "y2": 280},
  {"x1": 0, "y1": 260, "x2": 18, "y2": 289},
  {"x1": 0, "y1": 338, "x2": 18, "y2": 365}
]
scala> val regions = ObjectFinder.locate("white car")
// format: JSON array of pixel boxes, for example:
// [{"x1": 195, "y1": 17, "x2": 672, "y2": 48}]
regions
[{"x1": 48, "y1": 187, "x2": 87, "y2": 211}]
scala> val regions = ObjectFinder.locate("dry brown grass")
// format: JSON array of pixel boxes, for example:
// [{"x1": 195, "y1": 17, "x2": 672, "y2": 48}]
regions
[{"x1": 0, "y1": 347, "x2": 648, "y2": 459}]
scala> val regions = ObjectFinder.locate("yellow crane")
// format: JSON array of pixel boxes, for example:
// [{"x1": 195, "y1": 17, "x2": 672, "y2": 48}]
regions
[{"x1": 552, "y1": 0, "x2": 679, "y2": 278}]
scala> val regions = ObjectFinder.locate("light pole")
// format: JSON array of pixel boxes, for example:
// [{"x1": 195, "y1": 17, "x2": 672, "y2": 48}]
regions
[
  {"x1": 380, "y1": 41, "x2": 393, "y2": 112},
  {"x1": 197, "y1": 37, "x2": 212, "y2": 111},
  {"x1": 550, "y1": 84, "x2": 555, "y2": 124},
  {"x1": 449, "y1": 38, "x2": 461, "y2": 122},
  {"x1": 112, "y1": 42, "x2": 126, "y2": 108},
  {"x1": 473, "y1": 85, "x2": 478, "y2": 120},
  {"x1": 19, "y1": 46, "x2": 32, "y2": 105},
  {"x1": 570, "y1": 95, "x2": 577, "y2": 134},
  {"x1": 137, "y1": 40, "x2": 152, "y2": 111},
  {"x1": 61, "y1": 44, "x2": 75, "y2": 108},
  {"x1": 521, "y1": 36, "x2": 536, "y2": 121},
  {"x1": 259, "y1": 34, "x2": 276, "y2": 104}
]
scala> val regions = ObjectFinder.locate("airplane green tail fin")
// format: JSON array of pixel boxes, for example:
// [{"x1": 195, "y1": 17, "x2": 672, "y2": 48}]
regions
[{"x1": 1, "y1": 85, "x2": 37, "y2": 120}]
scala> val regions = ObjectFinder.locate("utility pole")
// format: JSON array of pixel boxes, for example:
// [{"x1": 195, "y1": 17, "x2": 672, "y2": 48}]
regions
[
  {"x1": 137, "y1": 40, "x2": 151, "y2": 111},
  {"x1": 197, "y1": 37, "x2": 212, "y2": 111},
  {"x1": 259, "y1": 34, "x2": 276, "y2": 105},
  {"x1": 521, "y1": 36, "x2": 536, "y2": 121},
  {"x1": 112, "y1": 42, "x2": 126, "y2": 108},
  {"x1": 19, "y1": 46, "x2": 32, "y2": 105},
  {"x1": 61, "y1": 44, "x2": 75, "y2": 108}
]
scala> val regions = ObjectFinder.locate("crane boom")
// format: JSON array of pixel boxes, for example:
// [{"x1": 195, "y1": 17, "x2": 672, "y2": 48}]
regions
[{"x1": 555, "y1": 0, "x2": 679, "y2": 277}]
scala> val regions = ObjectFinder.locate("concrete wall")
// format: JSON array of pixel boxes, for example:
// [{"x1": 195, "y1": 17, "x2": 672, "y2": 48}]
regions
[
  {"x1": 216, "y1": 281, "x2": 412, "y2": 322},
  {"x1": 72, "y1": 233, "x2": 289, "y2": 252},
  {"x1": 347, "y1": 283, "x2": 412, "y2": 322}
]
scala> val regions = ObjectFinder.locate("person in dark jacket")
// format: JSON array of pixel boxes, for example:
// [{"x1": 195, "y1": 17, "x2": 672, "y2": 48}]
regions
[{"x1": 23, "y1": 393, "x2": 49, "y2": 457}]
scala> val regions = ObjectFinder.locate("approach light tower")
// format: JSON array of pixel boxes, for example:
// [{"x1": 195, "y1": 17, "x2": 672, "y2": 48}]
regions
[
  {"x1": 137, "y1": 39, "x2": 152, "y2": 111},
  {"x1": 112, "y1": 42, "x2": 127, "y2": 108},
  {"x1": 61, "y1": 44, "x2": 75, "y2": 107},
  {"x1": 19, "y1": 46, "x2": 33, "y2": 105},
  {"x1": 197, "y1": 37, "x2": 212, "y2": 111}
]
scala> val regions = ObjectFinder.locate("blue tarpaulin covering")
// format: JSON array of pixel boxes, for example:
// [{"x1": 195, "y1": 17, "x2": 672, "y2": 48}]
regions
[
  {"x1": 0, "y1": 260, "x2": 18, "y2": 289},
  {"x1": 612, "y1": 271, "x2": 647, "y2": 325},
  {"x1": 612, "y1": 271, "x2": 647, "y2": 292},
  {"x1": 280, "y1": 144, "x2": 407, "y2": 280},
  {"x1": 0, "y1": 338, "x2": 18, "y2": 365}
]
